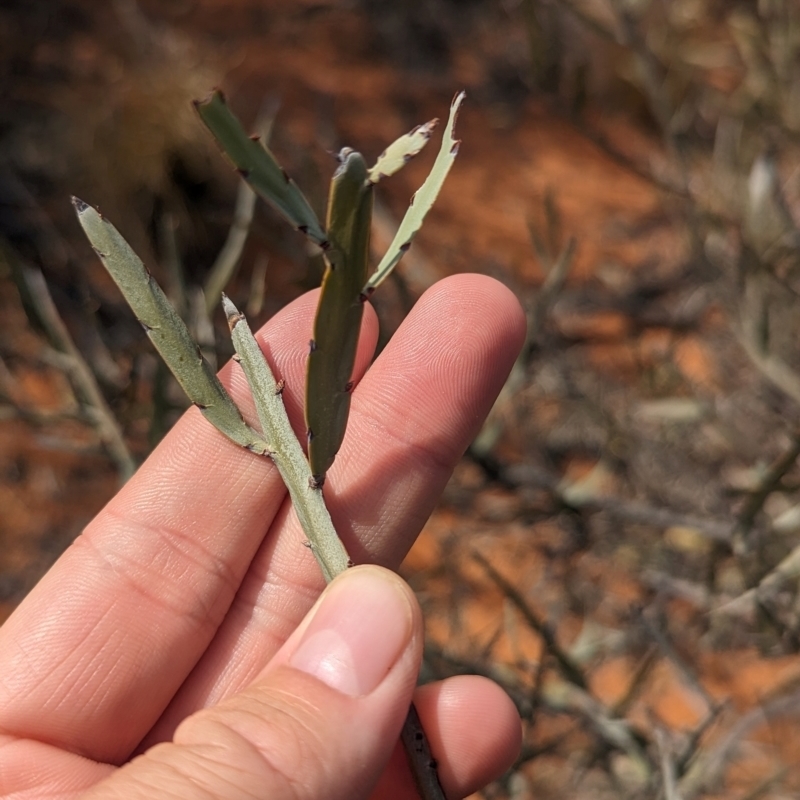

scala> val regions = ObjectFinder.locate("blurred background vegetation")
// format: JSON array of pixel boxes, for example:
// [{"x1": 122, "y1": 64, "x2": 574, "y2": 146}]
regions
[{"x1": 3, "y1": 1, "x2": 800, "y2": 797}]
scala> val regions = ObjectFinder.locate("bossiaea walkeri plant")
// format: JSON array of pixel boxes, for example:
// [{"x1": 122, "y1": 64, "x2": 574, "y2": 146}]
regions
[{"x1": 74, "y1": 90, "x2": 464, "y2": 800}]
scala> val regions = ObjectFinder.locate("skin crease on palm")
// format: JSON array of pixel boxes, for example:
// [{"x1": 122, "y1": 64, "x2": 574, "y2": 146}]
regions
[{"x1": 0, "y1": 274, "x2": 526, "y2": 800}]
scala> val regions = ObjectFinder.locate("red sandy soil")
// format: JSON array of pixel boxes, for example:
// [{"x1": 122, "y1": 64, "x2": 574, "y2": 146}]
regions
[{"x1": 2, "y1": 3, "x2": 800, "y2": 798}]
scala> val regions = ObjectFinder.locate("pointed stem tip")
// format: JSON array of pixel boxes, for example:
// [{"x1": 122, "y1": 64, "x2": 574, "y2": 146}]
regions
[
  {"x1": 221, "y1": 293, "x2": 244, "y2": 330},
  {"x1": 71, "y1": 196, "x2": 90, "y2": 214}
]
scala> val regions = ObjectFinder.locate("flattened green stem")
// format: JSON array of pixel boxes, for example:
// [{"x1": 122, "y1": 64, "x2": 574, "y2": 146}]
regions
[
  {"x1": 224, "y1": 294, "x2": 444, "y2": 799},
  {"x1": 203, "y1": 99, "x2": 278, "y2": 315},
  {"x1": 305, "y1": 150, "x2": 373, "y2": 487},
  {"x1": 73, "y1": 198, "x2": 269, "y2": 455},
  {"x1": 362, "y1": 91, "x2": 465, "y2": 299},
  {"x1": 368, "y1": 117, "x2": 437, "y2": 184},
  {"x1": 223, "y1": 295, "x2": 350, "y2": 581},
  {"x1": 195, "y1": 90, "x2": 329, "y2": 248}
]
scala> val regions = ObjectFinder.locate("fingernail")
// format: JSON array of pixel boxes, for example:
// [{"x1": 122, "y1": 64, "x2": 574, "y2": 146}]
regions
[{"x1": 289, "y1": 567, "x2": 413, "y2": 697}]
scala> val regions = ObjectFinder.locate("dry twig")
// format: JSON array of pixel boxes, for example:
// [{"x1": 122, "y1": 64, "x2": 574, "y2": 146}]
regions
[
  {"x1": 472, "y1": 549, "x2": 588, "y2": 690},
  {"x1": 731, "y1": 428, "x2": 800, "y2": 555},
  {"x1": 5, "y1": 256, "x2": 136, "y2": 481}
]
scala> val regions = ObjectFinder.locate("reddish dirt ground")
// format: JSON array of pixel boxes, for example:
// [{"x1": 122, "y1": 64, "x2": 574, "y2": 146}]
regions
[{"x1": 3, "y1": 2, "x2": 800, "y2": 798}]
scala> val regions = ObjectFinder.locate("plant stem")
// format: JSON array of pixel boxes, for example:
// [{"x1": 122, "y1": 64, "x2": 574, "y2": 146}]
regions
[
  {"x1": 223, "y1": 295, "x2": 351, "y2": 581},
  {"x1": 223, "y1": 296, "x2": 447, "y2": 799},
  {"x1": 74, "y1": 199, "x2": 269, "y2": 456}
]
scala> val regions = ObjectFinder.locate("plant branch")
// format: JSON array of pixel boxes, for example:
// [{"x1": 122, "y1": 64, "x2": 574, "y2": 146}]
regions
[
  {"x1": 3, "y1": 243, "x2": 136, "y2": 481},
  {"x1": 75, "y1": 198, "x2": 446, "y2": 800},
  {"x1": 472, "y1": 549, "x2": 588, "y2": 689},
  {"x1": 73, "y1": 198, "x2": 269, "y2": 456},
  {"x1": 716, "y1": 537, "x2": 800, "y2": 619},
  {"x1": 203, "y1": 98, "x2": 278, "y2": 314},
  {"x1": 222, "y1": 295, "x2": 350, "y2": 581},
  {"x1": 731, "y1": 428, "x2": 800, "y2": 553},
  {"x1": 224, "y1": 294, "x2": 446, "y2": 798}
]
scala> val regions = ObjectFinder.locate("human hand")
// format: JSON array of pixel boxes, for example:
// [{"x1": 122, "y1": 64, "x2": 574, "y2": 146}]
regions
[{"x1": 0, "y1": 275, "x2": 526, "y2": 799}]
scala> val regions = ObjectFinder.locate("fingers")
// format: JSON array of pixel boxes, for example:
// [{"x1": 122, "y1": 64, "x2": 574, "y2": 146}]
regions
[
  {"x1": 410, "y1": 677, "x2": 522, "y2": 798},
  {"x1": 0, "y1": 291, "x2": 380, "y2": 762},
  {"x1": 1, "y1": 568, "x2": 521, "y2": 800},
  {"x1": 79, "y1": 568, "x2": 521, "y2": 800},
  {"x1": 327, "y1": 274, "x2": 527, "y2": 566},
  {"x1": 80, "y1": 567, "x2": 424, "y2": 800},
  {"x1": 144, "y1": 275, "x2": 526, "y2": 737},
  {"x1": 371, "y1": 675, "x2": 523, "y2": 800},
  {"x1": 0, "y1": 274, "x2": 526, "y2": 769}
]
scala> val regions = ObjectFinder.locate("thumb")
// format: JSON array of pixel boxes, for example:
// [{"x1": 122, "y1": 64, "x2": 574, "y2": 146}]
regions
[{"x1": 84, "y1": 566, "x2": 422, "y2": 800}]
